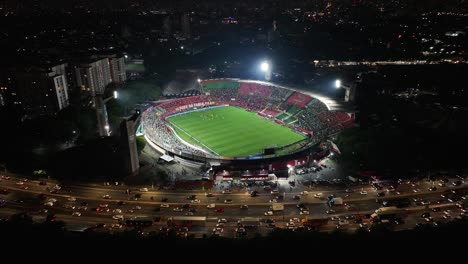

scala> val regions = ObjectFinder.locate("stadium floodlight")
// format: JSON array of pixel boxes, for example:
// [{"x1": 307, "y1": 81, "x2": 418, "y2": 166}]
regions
[
  {"x1": 113, "y1": 90, "x2": 118, "y2": 99},
  {"x1": 260, "y1": 61, "x2": 270, "y2": 72},
  {"x1": 335, "y1": 79, "x2": 342, "y2": 89},
  {"x1": 197, "y1": 78, "x2": 201, "y2": 83}
]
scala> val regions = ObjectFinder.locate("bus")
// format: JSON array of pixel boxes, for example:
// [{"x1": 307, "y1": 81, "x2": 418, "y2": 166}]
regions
[
  {"x1": 382, "y1": 198, "x2": 411, "y2": 208},
  {"x1": 371, "y1": 207, "x2": 408, "y2": 221},
  {"x1": 126, "y1": 217, "x2": 153, "y2": 227}
]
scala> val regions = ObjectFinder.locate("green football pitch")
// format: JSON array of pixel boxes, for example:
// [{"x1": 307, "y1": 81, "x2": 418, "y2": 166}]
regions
[{"x1": 166, "y1": 106, "x2": 305, "y2": 157}]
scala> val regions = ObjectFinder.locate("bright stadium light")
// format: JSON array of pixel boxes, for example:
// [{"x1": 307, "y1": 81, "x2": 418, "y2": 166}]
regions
[
  {"x1": 197, "y1": 78, "x2": 201, "y2": 83},
  {"x1": 260, "y1": 61, "x2": 270, "y2": 72},
  {"x1": 335, "y1": 79, "x2": 342, "y2": 89},
  {"x1": 113, "y1": 90, "x2": 118, "y2": 99}
]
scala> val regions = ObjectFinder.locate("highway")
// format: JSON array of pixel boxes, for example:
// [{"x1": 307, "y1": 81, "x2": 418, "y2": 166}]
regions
[{"x1": 0, "y1": 172, "x2": 466, "y2": 238}]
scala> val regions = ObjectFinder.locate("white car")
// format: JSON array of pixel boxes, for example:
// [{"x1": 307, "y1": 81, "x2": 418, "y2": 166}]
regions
[
  {"x1": 102, "y1": 194, "x2": 112, "y2": 199},
  {"x1": 218, "y1": 218, "x2": 227, "y2": 223},
  {"x1": 160, "y1": 204, "x2": 170, "y2": 208},
  {"x1": 360, "y1": 191, "x2": 368, "y2": 195},
  {"x1": 112, "y1": 214, "x2": 124, "y2": 220},
  {"x1": 44, "y1": 202, "x2": 54, "y2": 207},
  {"x1": 224, "y1": 199, "x2": 233, "y2": 204},
  {"x1": 47, "y1": 198, "x2": 58, "y2": 203},
  {"x1": 173, "y1": 207, "x2": 183, "y2": 212},
  {"x1": 314, "y1": 193, "x2": 323, "y2": 198},
  {"x1": 72, "y1": 211, "x2": 81, "y2": 217},
  {"x1": 191, "y1": 199, "x2": 201, "y2": 203},
  {"x1": 113, "y1": 209, "x2": 122, "y2": 214},
  {"x1": 67, "y1": 197, "x2": 76, "y2": 202},
  {"x1": 300, "y1": 210, "x2": 310, "y2": 215},
  {"x1": 139, "y1": 188, "x2": 148, "y2": 192},
  {"x1": 264, "y1": 211, "x2": 274, "y2": 216},
  {"x1": 269, "y1": 199, "x2": 277, "y2": 203},
  {"x1": 301, "y1": 191, "x2": 309, "y2": 196},
  {"x1": 222, "y1": 189, "x2": 232, "y2": 194},
  {"x1": 207, "y1": 204, "x2": 216, "y2": 209}
]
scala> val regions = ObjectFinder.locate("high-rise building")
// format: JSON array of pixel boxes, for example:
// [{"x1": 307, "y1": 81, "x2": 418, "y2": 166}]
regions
[
  {"x1": 13, "y1": 63, "x2": 70, "y2": 116},
  {"x1": 73, "y1": 58, "x2": 112, "y2": 96},
  {"x1": 181, "y1": 13, "x2": 191, "y2": 39},
  {"x1": 108, "y1": 55, "x2": 127, "y2": 84}
]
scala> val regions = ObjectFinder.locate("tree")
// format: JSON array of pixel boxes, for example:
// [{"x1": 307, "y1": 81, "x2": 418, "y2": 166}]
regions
[{"x1": 136, "y1": 136, "x2": 146, "y2": 153}]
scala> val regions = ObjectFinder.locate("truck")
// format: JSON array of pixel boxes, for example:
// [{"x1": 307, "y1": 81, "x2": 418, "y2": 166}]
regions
[{"x1": 271, "y1": 203, "x2": 284, "y2": 212}]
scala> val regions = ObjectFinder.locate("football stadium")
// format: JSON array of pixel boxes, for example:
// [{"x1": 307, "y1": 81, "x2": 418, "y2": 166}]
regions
[{"x1": 141, "y1": 79, "x2": 354, "y2": 179}]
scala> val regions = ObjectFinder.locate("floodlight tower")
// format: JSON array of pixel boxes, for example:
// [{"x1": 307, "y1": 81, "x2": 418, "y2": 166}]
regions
[
  {"x1": 335, "y1": 79, "x2": 356, "y2": 102},
  {"x1": 260, "y1": 61, "x2": 272, "y2": 81}
]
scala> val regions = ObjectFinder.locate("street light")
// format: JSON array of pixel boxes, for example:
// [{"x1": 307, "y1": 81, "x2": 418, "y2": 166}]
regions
[{"x1": 113, "y1": 90, "x2": 118, "y2": 99}]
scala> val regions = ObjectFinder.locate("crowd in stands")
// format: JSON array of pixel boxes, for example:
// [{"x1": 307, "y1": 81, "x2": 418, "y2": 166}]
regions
[{"x1": 141, "y1": 79, "x2": 354, "y2": 157}]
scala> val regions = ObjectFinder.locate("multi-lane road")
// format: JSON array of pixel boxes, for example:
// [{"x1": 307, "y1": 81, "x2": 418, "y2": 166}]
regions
[{"x1": 0, "y1": 172, "x2": 466, "y2": 238}]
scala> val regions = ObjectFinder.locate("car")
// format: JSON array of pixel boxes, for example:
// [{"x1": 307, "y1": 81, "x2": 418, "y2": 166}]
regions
[
  {"x1": 133, "y1": 206, "x2": 142, "y2": 210},
  {"x1": 161, "y1": 204, "x2": 170, "y2": 208},
  {"x1": 173, "y1": 207, "x2": 183, "y2": 212},
  {"x1": 264, "y1": 211, "x2": 274, "y2": 216},
  {"x1": 250, "y1": 191, "x2": 258, "y2": 197},
  {"x1": 269, "y1": 199, "x2": 277, "y2": 203},
  {"x1": 300, "y1": 191, "x2": 309, "y2": 196},
  {"x1": 240, "y1": 204, "x2": 249, "y2": 209},
  {"x1": 48, "y1": 198, "x2": 58, "y2": 203},
  {"x1": 271, "y1": 190, "x2": 279, "y2": 195},
  {"x1": 429, "y1": 187, "x2": 437, "y2": 191},
  {"x1": 102, "y1": 195, "x2": 111, "y2": 199},
  {"x1": 44, "y1": 202, "x2": 54, "y2": 206},
  {"x1": 300, "y1": 210, "x2": 310, "y2": 215},
  {"x1": 72, "y1": 212, "x2": 81, "y2": 217},
  {"x1": 330, "y1": 216, "x2": 340, "y2": 221},
  {"x1": 99, "y1": 203, "x2": 109, "y2": 208},
  {"x1": 184, "y1": 212, "x2": 194, "y2": 216},
  {"x1": 438, "y1": 182, "x2": 446, "y2": 187},
  {"x1": 224, "y1": 199, "x2": 233, "y2": 204},
  {"x1": 432, "y1": 207, "x2": 441, "y2": 212},
  {"x1": 67, "y1": 197, "x2": 76, "y2": 202},
  {"x1": 215, "y1": 208, "x2": 224, "y2": 213},
  {"x1": 413, "y1": 189, "x2": 420, "y2": 193},
  {"x1": 452, "y1": 180, "x2": 463, "y2": 186},
  {"x1": 186, "y1": 195, "x2": 196, "y2": 200},
  {"x1": 95, "y1": 223, "x2": 106, "y2": 228},
  {"x1": 207, "y1": 204, "x2": 215, "y2": 209},
  {"x1": 313, "y1": 193, "x2": 323, "y2": 198},
  {"x1": 421, "y1": 212, "x2": 431, "y2": 218},
  {"x1": 359, "y1": 191, "x2": 368, "y2": 195},
  {"x1": 212, "y1": 227, "x2": 224, "y2": 233},
  {"x1": 345, "y1": 189, "x2": 353, "y2": 193},
  {"x1": 113, "y1": 209, "x2": 122, "y2": 214},
  {"x1": 218, "y1": 218, "x2": 228, "y2": 223},
  {"x1": 16, "y1": 181, "x2": 24, "y2": 185},
  {"x1": 293, "y1": 195, "x2": 301, "y2": 200},
  {"x1": 421, "y1": 200, "x2": 431, "y2": 205},
  {"x1": 326, "y1": 209, "x2": 336, "y2": 214},
  {"x1": 222, "y1": 189, "x2": 232, "y2": 194},
  {"x1": 205, "y1": 193, "x2": 214, "y2": 197}
]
